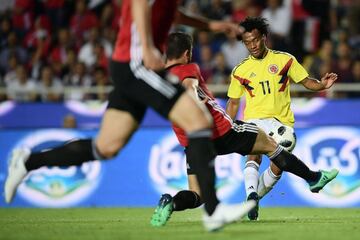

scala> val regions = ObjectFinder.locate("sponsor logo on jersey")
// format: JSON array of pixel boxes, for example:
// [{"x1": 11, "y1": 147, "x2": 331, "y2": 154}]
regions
[
  {"x1": 148, "y1": 132, "x2": 244, "y2": 201},
  {"x1": 290, "y1": 127, "x2": 360, "y2": 207},
  {"x1": 13, "y1": 129, "x2": 102, "y2": 207},
  {"x1": 268, "y1": 64, "x2": 278, "y2": 74}
]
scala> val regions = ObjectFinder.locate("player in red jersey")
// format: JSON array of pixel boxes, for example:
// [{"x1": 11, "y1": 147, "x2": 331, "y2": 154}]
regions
[
  {"x1": 4, "y1": 0, "x2": 255, "y2": 232},
  {"x1": 150, "y1": 32, "x2": 339, "y2": 227}
]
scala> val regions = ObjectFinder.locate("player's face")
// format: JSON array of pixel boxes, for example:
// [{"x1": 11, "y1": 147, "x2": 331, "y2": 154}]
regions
[{"x1": 242, "y1": 29, "x2": 266, "y2": 59}]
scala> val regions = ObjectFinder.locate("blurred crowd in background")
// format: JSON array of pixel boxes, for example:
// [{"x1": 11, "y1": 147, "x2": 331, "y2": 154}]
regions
[{"x1": 0, "y1": 0, "x2": 359, "y2": 102}]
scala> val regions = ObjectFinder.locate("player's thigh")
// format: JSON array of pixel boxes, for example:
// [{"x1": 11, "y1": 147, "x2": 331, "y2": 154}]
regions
[
  {"x1": 120, "y1": 61, "x2": 211, "y2": 131},
  {"x1": 124, "y1": 61, "x2": 184, "y2": 118},
  {"x1": 213, "y1": 120, "x2": 258, "y2": 156},
  {"x1": 109, "y1": 61, "x2": 211, "y2": 146},
  {"x1": 245, "y1": 119, "x2": 273, "y2": 164},
  {"x1": 96, "y1": 62, "x2": 149, "y2": 157},
  {"x1": 246, "y1": 118, "x2": 287, "y2": 165},
  {"x1": 96, "y1": 108, "x2": 139, "y2": 157},
  {"x1": 169, "y1": 91, "x2": 212, "y2": 132},
  {"x1": 188, "y1": 174, "x2": 201, "y2": 197},
  {"x1": 117, "y1": 61, "x2": 211, "y2": 132},
  {"x1": 250, "y1": 128, "x2": 278, "y2": 154}
]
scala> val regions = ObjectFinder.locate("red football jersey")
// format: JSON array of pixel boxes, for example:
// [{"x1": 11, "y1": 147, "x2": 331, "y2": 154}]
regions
[
  {"x1": 169, "y1": 63, "x2": 233, "y2": 146},
  {"x1": 112, "y1": 0, "x2": 178, "y2": 62}
]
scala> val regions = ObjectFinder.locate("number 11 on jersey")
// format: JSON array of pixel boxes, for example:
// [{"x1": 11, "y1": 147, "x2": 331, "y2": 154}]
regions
[{"x1": 260, "y1": 80, "x2": 271, "y2": 95}]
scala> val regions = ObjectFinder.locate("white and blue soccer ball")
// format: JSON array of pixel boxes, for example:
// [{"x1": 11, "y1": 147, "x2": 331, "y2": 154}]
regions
[{"x1": 269, "y1": 125, "x2": 296, "y2": 152}]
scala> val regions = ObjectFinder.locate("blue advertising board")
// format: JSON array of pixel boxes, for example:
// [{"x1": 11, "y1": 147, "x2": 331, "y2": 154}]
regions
[
  {"x1": 1, "y1": 126, "x2": 360, "y2": 208},
  {"x1": 0, "y1": 98, "x2": 359, "y2": 128}
]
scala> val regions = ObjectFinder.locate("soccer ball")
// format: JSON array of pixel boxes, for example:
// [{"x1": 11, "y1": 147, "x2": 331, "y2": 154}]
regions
[{"x1": 269, "y1": 125, "x2": 296, "y2": 152}]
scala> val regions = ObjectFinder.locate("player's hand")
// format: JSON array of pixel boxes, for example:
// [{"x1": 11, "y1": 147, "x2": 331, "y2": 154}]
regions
[
  {"x1": 209, "y1": 20, "x2": 244, "y2": 36},
  {"x1": 320, "y1": 72, "x2": 338, "y2": 89},
  {"x1": 142, "y1": 46, "x2": 165, "y2": 71}
]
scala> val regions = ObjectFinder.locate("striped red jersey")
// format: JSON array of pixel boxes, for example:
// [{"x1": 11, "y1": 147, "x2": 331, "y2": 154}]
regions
[
  {"x1": 112, "y1": 0, "x2": 178, "y2": 62},
  {"x1": 169, "y1": 63, "x2": 233, "y2": 147}
]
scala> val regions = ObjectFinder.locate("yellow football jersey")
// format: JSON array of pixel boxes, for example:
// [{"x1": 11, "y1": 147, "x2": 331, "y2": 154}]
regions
[{"x1": 227, "y1": 49, "x2": 309, "y2": 127}]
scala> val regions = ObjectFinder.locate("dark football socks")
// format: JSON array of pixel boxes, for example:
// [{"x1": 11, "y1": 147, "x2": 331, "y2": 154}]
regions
[
  {"x1": 173, "y1": 190, "x2": 202, "y2": 211},
  {"x1": 187, "y1": 129, "x2": 218, "y2": 216},
  {"x1": 269, "y1": 146, "x2": 320, "y2": 183},
  {"x1": 25, "y1": 139, "x2": 99, "y2": 171}
]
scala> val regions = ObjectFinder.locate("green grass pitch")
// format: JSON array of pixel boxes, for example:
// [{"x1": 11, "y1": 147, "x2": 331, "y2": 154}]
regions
[{"x1": 0, "y1": 208, "x2": 359, "y2": 240}]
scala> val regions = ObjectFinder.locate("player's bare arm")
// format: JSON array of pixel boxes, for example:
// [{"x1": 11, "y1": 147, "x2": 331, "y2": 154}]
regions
[
  {"x1": 182, "y1": 78, "x2": 209, "y2": 104},
  {"x1": 301, "y1": 73, "x2": 338, "y2": 91},
  {"x1": 182, "y1": 77, "x2": 200, "y2": 100},
  {"x1": 132, "y1": 0, "x2": 164, "y2": 71},
  {"x1": 225, "y1": 97, "x2": 240, "y2": 120},
  {"x1": 175, "y1": 8, "x2": 242, "y2": 36}
]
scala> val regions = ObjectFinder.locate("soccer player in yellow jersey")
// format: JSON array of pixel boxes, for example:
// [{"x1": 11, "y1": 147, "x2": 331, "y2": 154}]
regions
[{"x1": 226, "y1": 17, "x2": 338, "y2": 220}]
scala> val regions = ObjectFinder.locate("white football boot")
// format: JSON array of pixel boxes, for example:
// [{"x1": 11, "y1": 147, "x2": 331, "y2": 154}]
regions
[
  {"x1": 202, "y1": 200, "x2": 256, "y2": 232},
  {"x1": 4, "y1": 148, "x2": 31, "y2": 203}
]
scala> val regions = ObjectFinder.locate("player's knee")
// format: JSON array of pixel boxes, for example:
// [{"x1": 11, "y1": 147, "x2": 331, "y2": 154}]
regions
[
  {"x1": 95, "y1": 140, "x2": 124, "y2": 159},
  {"x1": 270, "y1": 162, "x2": 282, "y2": 175},
  {"x1": 261, "y1": 132, "x2": 278, "y2": 153},
  {"x1": 252, "y1": 130, "x2": 277, "y2": 154},
  {"x1": 247, "y1": 155, "x2": 262, "y2": 165}
]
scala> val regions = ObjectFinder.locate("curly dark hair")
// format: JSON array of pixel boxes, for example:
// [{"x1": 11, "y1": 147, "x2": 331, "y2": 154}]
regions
[{"x1": 239, "y1": 17, "x2": 269, "y2": 39}]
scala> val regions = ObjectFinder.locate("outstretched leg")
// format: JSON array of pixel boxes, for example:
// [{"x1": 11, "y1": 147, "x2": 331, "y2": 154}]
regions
[
  {"x1": 4, "y1": 109, "x2": 139, "y2": 203},
  {"x1": 257, "y1": 162, "x2": 282, "y2": 198},
  {"x1": 169, "y1": 92, "x2": 219, "y2": 216},
  {"x1": 250, "y1": 128, "x2": 338, "y2": 192},
  {"x1": 150, "y1": 175, "x2": 202, "y2": 227},
  {"x1": 244, "y1": 155, "x2": 261, "y2": 221}
]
